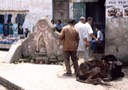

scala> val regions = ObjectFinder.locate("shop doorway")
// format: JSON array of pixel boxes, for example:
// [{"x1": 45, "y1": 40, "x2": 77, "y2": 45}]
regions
[{"x1": 73, "y1": 0, "x2": 105, "y2": 53}]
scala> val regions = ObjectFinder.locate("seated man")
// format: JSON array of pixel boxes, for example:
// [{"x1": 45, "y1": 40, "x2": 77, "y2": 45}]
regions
[
  {"x1": 91, "y1": 26, "x2": 104, "y2": 52},
  {"x1": 55, "y1": 20, "x2": 64, "y2": 33}
]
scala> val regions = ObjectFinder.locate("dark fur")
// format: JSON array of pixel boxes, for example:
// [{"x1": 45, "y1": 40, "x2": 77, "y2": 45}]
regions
[{"x1": 76, "y1": 54, "x2": 124, "y2": 85}]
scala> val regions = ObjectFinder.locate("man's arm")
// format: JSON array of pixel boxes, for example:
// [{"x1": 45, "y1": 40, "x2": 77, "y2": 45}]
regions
[
  {"x1": 87, "y1": 25, "x2": 98, "y2": 42},
  {"x1": 83, "y1": 37, "x2": 90, "y2": 48},
  {"x1": 58, "y1": 28, "x2": 65, "y2": 46},
  {"x1": 59, "y1": 28, "x2": 65, "y2": 40},
  {"x1": 90, "y1": 33, "x2": 98, "y2": 42},
  {"x1": 76, "y1": 31, "x2": 79, "y2": 46}
]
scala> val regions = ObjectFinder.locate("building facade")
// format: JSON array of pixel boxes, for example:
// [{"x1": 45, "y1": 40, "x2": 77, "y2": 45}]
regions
[
  {"x1": 0, "y1": 0, "x2": 53, "y2": 32},
  {"x1": 70, "y1": 0, "x2": 128, "y2": 61},
  {"x1": 0, "y1": 0, "x2": 128, "y2": 60}
]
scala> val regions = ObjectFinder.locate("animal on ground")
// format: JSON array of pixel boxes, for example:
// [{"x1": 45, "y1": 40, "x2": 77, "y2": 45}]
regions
[{"x1": 76, "y1": 54, "x2": 124, "y2": 85}]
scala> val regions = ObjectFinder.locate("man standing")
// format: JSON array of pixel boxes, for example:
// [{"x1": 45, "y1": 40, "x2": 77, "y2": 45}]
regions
[
  {"x1": 85, "y1": 17, "x2": 98, "y2": 59},
  {"x1": 59, "y1": 19, "x2": 79, "y2": 76},
  {"x1": 75, "y1": 17, "x2": 89, "y2": 61}
]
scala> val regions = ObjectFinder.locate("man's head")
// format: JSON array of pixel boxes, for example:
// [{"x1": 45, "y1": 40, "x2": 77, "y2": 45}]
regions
[
  {"x1": 87, "y1": 17, "x2": 93, "y2": 25},
  {"x1": 95, "y1": 26, "x2": 100, "y2": 32},
  {"x1": 68, "y1": 19, "x2": 76, "y2": 26},
  {"x1": 57, "y1": 20, "x2": 61, "y2": 24},
  {"x1": 80, "y1": 16, "x2": 86, "y2": 24},
  {"x1": 51, "y1": 19, "x2": 55, "y2": 24}
]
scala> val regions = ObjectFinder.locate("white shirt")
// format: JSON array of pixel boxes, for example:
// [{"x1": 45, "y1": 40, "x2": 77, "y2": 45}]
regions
[
  {"x1": 84, "y1": 22, "x2": 93, "y2": 41},
  {"x1": 97, "y1": 30, "x2": 103, "y2": 41},
  {"x1": 75, "y1": 22, "x2": 88, "y2": 51}
]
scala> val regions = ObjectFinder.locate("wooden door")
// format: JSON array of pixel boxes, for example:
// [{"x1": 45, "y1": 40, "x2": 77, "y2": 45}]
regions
[
  {"x1": 73, "y1": 2, "x2": 86, "y2": 22},
  {"x1": 53, "y1": 0, "x2": 69, "y2": 23}
]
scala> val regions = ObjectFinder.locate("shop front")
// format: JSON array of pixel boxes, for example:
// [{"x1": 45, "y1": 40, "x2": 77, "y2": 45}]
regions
[{"x1": 0, "y1": 10, "x2": 29, "y2": 49}]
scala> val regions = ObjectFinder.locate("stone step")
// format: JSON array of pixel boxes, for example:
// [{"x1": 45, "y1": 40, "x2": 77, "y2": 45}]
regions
[{"x1": 35, "y1": 52, "x2": 47, "y2": 56}]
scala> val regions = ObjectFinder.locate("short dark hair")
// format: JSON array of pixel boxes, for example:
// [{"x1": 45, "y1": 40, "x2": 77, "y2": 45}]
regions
[
  {"x1": 51, "y1": 19, "x2": 55, "y2": 22},
  {"x1": 87, "y1": 17, "x2": 93, "y2": 21},
  {"x1": 68, "y1": 19, "x2": 76, "y2": 25},
  {"x1": 57, "y1": 20, "x2": 61, "y2": 23},
  {"x1": 95, "y1": 25, "x2": 100, "y2": 30}
]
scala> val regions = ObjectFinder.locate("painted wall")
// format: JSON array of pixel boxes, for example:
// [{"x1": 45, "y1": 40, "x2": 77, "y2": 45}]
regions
[
  {"x1": 0, "y1": 0, "x2": 53, "y2": 32},
  {"x1": 105, "y1": 18, "x2": 128, "y2": 61},
  {"x1": 105, "y1": 0, "x2": 128, "y2": 61}
]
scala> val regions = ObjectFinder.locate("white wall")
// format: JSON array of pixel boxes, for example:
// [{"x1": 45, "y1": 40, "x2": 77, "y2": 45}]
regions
[
  {"x1": 69, "y1": 3, "x2": 74, "y2": 19},
  {"x1": 0, "y1": 0, "x2": 53, "y2": 32}
]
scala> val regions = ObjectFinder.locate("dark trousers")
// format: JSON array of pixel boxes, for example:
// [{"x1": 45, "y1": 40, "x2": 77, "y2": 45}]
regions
[
  {"x1": 91, "y1": 40, "x2": 103, "y2": 50},
  {"x1": 63, "y1": 51, "x2": 78, "y2": 74}
]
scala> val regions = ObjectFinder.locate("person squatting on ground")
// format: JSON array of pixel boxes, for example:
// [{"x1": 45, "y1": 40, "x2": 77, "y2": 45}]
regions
[
  {"x1": 59, "y1": 19, "x2": 79, "y2": 76},
  {"x1": 91, "y1": 26, "x2": 104, "y2": 51},
  {"x1": 75, "y1": 17, "x2": 89, "y2": 61}
]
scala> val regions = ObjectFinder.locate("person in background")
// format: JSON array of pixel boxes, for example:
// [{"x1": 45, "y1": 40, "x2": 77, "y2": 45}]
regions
[
  {"x1": 91, "y1": 26, "x2": 104, "y2": 51},
  {"x1": 24, "y1": 28, "x2": 30, "y2": 38},
  {"x1": 59, "y1": 19, "x2": 79, "y2": 76},
  {"x1": 75, "y1": 16, "x2": 89, "y2": 62},
  {"x1": 56, "y1": 20, "x2": 63, "y2": 33},
  {"x1": 51, "y1": 19, "x2": 56, "y2": 28}
]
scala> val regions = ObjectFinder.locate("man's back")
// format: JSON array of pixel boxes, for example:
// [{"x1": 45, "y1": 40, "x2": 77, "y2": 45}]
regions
[
  {"x1": 84, "y1": 22, "x2": 93, "y2": 41},
  {"x1": 60, "y1": 25, "x2": 79, "y2": 51},
  {"x1": 75, "y1": 22, "x2": 88, "y2": 51}
]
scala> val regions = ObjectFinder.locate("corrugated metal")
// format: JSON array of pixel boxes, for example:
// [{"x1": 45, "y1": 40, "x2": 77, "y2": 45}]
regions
[{"x1": 73, "y1": 0, "x2": 98, "y2": 2}]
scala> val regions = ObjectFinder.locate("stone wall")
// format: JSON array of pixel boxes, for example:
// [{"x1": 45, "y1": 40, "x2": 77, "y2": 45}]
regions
[
  {"x1": 105, "y1": 18, "x2": 128, "y2": 61},
  {"x1": 22, "y1": 18, "x2": 63, "y2": 63}
]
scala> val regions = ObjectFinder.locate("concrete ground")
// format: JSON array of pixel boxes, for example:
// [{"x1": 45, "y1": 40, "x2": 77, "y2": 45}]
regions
[
  {"x1": 0, "y1": 51, "x2": 8, "y2": 90},
  {"x1": 0, "y1": 51, "x2": 128, "y2": 90},
  {"x1": 0, "y1": 85, "x2": 7, "y2": 90}
]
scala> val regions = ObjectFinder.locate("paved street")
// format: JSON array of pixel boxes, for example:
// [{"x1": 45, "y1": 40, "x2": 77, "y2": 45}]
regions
[
  {"x1": 0, "y1": 50, "x2": 128, "y2": 90},
  {"x1": 0, "y1": 50, "x2": 8, "y2": 63},
  {"x1": 0, "y1": 85, "x2": 7, "y2": 90},
  {"x1": 0, "y1": 50, "x2": 8, "y2": 90}
]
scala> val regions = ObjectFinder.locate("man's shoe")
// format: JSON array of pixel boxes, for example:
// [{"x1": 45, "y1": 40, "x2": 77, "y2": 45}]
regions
[{"x1": 63, "y1": 72, "x2": 72, "y2": 76}]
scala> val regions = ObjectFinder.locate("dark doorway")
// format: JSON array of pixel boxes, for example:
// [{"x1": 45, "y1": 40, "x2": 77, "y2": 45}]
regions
[
  {"x1": 73, "y1": 0, "x2": 105, "y2": 53},
  {"x1": 86, "y1": 0, "x2": 105, "y2": 30},
  {"x1": 86, "y1": 0, "x2": 105, "y2": 53}
]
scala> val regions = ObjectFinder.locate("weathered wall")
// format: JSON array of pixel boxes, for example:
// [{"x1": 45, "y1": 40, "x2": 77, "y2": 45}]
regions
[
  {"x1": 22, "y1": 18, "x2": 63, "y2": 63},
  {"x1": 105, "y1": 18, "x2": 128, "y2": 60},
  {"x1": 0, "y1": 0, "x2": 53, "y2": 31}
]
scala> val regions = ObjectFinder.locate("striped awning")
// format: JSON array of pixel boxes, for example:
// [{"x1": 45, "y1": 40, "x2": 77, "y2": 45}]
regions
[{"x1": 72, "y1": 0, "x2": 98, "y2": 2}]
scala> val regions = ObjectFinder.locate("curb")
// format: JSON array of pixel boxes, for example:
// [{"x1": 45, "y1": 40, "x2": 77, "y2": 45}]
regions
[{"x1": 0, "y1": 76, "x2": 24, "y2": 90}]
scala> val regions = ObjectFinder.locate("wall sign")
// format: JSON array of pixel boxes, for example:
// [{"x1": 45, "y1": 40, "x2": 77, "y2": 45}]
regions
[{"x1": 106, "y1": 0, "x2": 128, "y2": 18}]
